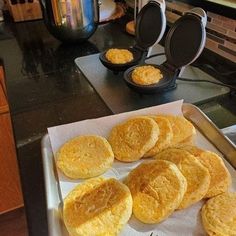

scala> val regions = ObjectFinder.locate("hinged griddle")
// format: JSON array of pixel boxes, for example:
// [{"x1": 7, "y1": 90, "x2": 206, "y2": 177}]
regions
[
  {"x1": 99, "y1": 0, "x2": 166, "y2": 73},
  {"x1": 124, "y1": 8, "x2": 207, "y2": 93}
]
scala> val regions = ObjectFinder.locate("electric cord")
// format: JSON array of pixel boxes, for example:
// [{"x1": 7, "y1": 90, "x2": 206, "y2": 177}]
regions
[
  {"x1": 145, "y1": 53, "x2": 165, "y2": 60},
  {"x1": 177, "y1": 77, "x2": 236, "y2": 91},
  {"x1": 193, "y1": 63, "x2": 236, "y2": 77},
  {"x1": 144, "y1": 55, "x2": 235, "y2": 77}
]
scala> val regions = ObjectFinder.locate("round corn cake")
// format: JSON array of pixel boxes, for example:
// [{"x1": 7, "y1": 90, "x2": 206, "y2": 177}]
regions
[
  {"x1": 154, "y1": 148, "x2": 210, "y2": 209},
  {"x1": 131, "y1": 65, "x2": 163, "y2": 85},
  {"x1": 180, "y1": 146, "x2": 231, "y2": 198},
  {"x1": 159, "y1": 115, "x2": 196, "y2": 145},
  {"x1": 172, "y1": 136, "x2": 195, "y2": 148},
  {"x1": 56, "y1": 135, "x2": 114, "y2": 179},
  {"x1": 125, "y1": 160, "x2": 187, "y2": 224},
  {"x1": 105, "y1": 48, "x2": 133, "y2": 64},
  {"x1": 143, "y1": 116, "x2": 173, "y2": 158},
  {"x1": 178, "y1": 145, "x2": 204, "y2": 156},
  {"x1": 63, "y1": 177, "x2": 133, "y2": 236},
  {"x1": 201, "y1": 192, "x2": 236, "y2": 236},
  {"x1": 109, "y1": 117, "x2": 159, "y2": 162}
]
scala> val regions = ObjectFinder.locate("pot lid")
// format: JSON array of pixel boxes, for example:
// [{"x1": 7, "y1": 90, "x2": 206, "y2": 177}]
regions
[
  {"x1": 165, "y1": 9, "x2": 206, "y2": 68},
  {"x1": 135, "y1": 0, "x2": 166, "y2": 51}
]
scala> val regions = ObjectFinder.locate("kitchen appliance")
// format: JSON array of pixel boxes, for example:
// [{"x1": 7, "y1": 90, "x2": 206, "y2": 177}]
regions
[
  {"x1": 99, "y1": 0, "x2": 166, "y2": 73},
  {"x1": 40, "y1": 0, "x2": 99, "y2": 43},
  {"x1": 126, "y1": 0, "x2": 165, "y2": 35},
  {"x1": 99, "y1": 0, "x2": 116, "y2": 22},
  {"x1": 124, "y1": 8, "x2": 207, "y2": 94}
]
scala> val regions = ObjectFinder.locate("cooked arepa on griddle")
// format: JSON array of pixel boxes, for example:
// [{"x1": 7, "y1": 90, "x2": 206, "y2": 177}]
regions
[
  {"x1": 131, "y1": 65, "x2": 163, "y2": 85},
  {"x1": 105, "y1": 48, "x2": 134, "y2": 64}
]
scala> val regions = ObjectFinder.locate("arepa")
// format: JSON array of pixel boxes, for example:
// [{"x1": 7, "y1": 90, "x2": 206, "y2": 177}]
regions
[
  {"x1": 180, "y1": 146, "x2": 231, "y2": 198},
  {"x1": 63, "y1": 177, "x2": 132, "y2": 236},
  {"x1": 131, "y1": 65, "x2": 163, "y2": 85},
  {"x1": 109, "y1": 117, "x2": 159, "y2": 162},
  {"x1": 56, "y1": 135, "x2": 114, "y2": 179},
  {"x1": 201, "y1": 192, "x2": 236, "y2": 236},
  {"x1": 143, "y1": 116, "x2": 173, "y2": 157},
  {"x1": 154, "y1": 148, "x2": 210, "y2": 209},
  {"x1": 105, "y1": 48, "x2": 133, "y2": 64},
  {"x1": 159, "y1": 115, "x2": 196, "y2": 145},
  {"x1": 173, "y1": 135, "x2": 195, "y2": 148},
  {"x1": 125, "y1": 160, "x2": 187, "y2": 224}
]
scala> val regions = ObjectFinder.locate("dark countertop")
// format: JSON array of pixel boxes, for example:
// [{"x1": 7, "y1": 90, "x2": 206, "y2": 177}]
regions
[{"x1": 0, "y1": 14, "x2": 236, "y2": 236}]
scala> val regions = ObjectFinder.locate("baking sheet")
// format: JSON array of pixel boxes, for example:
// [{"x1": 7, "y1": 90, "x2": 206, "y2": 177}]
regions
[{"x1": 47, "y1": 100, "x2": 236, "y2": 236}]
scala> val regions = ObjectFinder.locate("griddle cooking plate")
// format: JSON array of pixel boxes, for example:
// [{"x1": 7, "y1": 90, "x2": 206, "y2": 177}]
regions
[
  {"x1": 165, "y1": 13, "x2": 206, "y2": 68},
  {"x1": 124, "y1": 64, "x2": 175, "y2": 94},
  {"x1": 135, "y1": 0, "x2": 166, "y2": 49}
]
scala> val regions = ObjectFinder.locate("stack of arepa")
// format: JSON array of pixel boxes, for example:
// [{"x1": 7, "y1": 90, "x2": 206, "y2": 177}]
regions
[{"x1": 54, "y1": 114, "x2": 234, "y2": 236}]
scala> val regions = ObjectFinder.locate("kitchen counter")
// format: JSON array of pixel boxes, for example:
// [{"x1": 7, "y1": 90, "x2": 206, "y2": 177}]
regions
[{"x1": 0, "y1": 13, "x2": 235, "y2": 236}]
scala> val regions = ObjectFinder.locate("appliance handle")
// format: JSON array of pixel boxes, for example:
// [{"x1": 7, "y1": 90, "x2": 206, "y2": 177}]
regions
[
  {"x1": 154, "y1": 0, "x2": 166, "y2": 11},
  {"x1": 185, "y1": 8, "x2": 207, "y2": 27},
  {"x1": 139, "y1": 0, "x2": 166, "y2": 11}
]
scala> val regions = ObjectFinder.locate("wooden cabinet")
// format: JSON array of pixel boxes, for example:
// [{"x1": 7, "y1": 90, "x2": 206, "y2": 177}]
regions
[{"x1": 0, "y1": 66, "x2": 23, "y2": 214}]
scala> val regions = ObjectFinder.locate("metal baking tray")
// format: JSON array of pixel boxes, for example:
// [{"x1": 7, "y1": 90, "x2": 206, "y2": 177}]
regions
[{"x1": 41, "y1": 103, "x2": 236, "y2": 236}]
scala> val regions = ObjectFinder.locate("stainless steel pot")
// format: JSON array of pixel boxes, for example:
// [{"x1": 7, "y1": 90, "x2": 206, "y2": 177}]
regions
[{"x1": 40, "y1": 0, "x2": 100, "y2": 43}]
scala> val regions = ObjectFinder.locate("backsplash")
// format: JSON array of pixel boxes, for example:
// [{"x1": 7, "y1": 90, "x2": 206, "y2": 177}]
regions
[{"x1": 165, "y1": 0, "x2": 236, "y2": 62}]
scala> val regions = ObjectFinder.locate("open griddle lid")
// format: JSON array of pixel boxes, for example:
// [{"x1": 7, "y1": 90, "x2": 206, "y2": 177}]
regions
[
  {"x1": 165, "y1": 8, "x2": 207, "y2": 69},
  {"x1": 135, "y1": 0, "x2": 166, "y2": 51}
]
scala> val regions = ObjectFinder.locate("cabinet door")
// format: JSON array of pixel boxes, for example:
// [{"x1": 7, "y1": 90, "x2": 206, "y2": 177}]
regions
[
  {"x1": 0, "y1": 66, "x2": 6, "y2": 92},
  {"x1": 0, "y1": 69, "x2": 23, "y2": 214},
  {"x1": 0, "y1": 68, "x2": 8, "y2": 114}
]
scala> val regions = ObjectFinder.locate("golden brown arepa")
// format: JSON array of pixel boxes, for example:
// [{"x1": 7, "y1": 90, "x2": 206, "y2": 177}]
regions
[
  {"x1": 63, "y1": 177, "x2": 132, "y2": 236},
  {"x1": 154, "y1": 148, "x2": 210, "y2": 209},
  {"x1": 108, "y1": 117, "x2": 159, "y2": 162},
  {"x1": 201, "y1": 192, "x2": 236, "y2": 236},
  {"x1": 105, "y1": 48, "x2": 133, "y2": 64},
  {"x1": 143, "y1": 116, "x2": 173, "y2": 157},
  {"x1": 179, "y1": 145, "x2": 204, "y2": 156},
  {"x1": 131, "y1": 65, "x2": 163, "y2": 85},
  {"x1": 180, "y1": 146, "x2": 231, "y2": 198},
  {"x1": 172, "y1": 136, "x2": 195, "y2": 148},
  {"x1": 125, "y1": 160, "x2": 187, "y2": 224},
  {"x1": 56, "y1": 135, "x2": 114, "y2": 179},
  {"x1": 159, "y1": 115, "x2": 196, "y2": 146}
]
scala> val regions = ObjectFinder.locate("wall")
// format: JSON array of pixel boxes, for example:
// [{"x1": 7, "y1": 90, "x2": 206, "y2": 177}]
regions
[{"x1": 165, "y1": 0, "x2": 236, "y2": 62}]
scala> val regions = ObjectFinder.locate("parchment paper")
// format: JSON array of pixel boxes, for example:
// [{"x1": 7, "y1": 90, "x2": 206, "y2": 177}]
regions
[{"x1": 48, "y1": 100, "x2": 236, "y2": 236}]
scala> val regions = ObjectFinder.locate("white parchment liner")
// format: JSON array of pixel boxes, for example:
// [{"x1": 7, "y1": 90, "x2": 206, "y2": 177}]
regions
[{"x1": 48, "y1": 100, "x2": 236, "y2": 236}]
